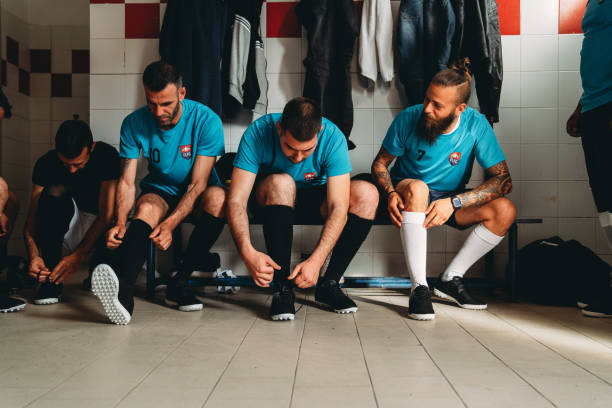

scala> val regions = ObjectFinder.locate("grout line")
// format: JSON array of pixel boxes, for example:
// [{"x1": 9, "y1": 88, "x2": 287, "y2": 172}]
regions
[
  {"x1": 352, "y1": 312, "x2": 380, "y2": 408},
  {"x1": 200, "y1": 295, "x2": 266, "y2": 408},
  {"x1": 289, "y1": 292, "x2": 308, "y2": 408},
  {"x1": 400, "y1": 312, "x2": 468, "y2": 408}
]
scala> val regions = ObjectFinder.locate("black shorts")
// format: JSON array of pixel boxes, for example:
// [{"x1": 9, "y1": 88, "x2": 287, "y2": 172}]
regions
[{"x1": 248, "y1": 180, "x2": 327, "y2": 225}]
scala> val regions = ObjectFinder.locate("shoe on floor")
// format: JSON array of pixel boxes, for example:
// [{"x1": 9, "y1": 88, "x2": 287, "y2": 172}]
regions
[
  {"x1": 165, "y1": 281, "x2": 203, "y2": 312},
  {"x1": 0, "y1": 295, "x2": 26, "y2": 313},
  {"x1": 270, "y1": 286, "x2": 295, "y2": 321},
  {"x1": 577, "y1": 300, "x2": 588, "y2": 309},
  {"x1": 315, "y1": 279, "x2": 358, "y2": 314},
  {"x1": 581, "y1": 298, "x2": 612, "y2": 318},
  {"x1": 91, "y1": 264, "x2": 132, "y2": 325},
  {"x1": 213, "y1": 268, "x2": 240, "y2": 294},
  {"x1": 33, "y1": 282, "x2": 63, "y2": 305},
  {"x1": 408, "y1": 285, "x2": 435, "y2": 321},
  {"x1": 433, "y1": 276, "x2": 487, "y2": 310}
]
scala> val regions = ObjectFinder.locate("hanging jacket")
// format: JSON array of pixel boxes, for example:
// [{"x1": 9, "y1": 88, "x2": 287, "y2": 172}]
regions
[
  {"x1": 397, "y1": 0, "x2": 456, "y2": 106},
  {"x1": 450, "y1": 0, "x2": 503, "y2": 123},
  {"x1": 160, "y1": 0, "x2": 229, "y2": 117},
  {"x1": 359, "y1": 0, "x2": 394, "y2": 83},
  {"x1": 222, "y1": 0, "x2": 267, "y2": 118},
  {"x1": 296, "y1": 0, "x2": 359, "y2": 149}
]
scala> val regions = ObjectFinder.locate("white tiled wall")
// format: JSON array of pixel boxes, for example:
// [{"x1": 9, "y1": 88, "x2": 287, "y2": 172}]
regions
[{"x1": 89, "y1": 0, "x2": 611, "y2": 278}]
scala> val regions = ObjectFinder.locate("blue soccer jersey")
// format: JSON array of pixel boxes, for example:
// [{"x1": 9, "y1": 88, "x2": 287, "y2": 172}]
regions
[
  {"x1": 383, "y1": 105, "x2": 505, "y2": 192},
  {"x1": 120, "y1": 98, "x2": 225, "y2": 196},
  {"x1": 233, "y1": 113, "x2": 352, "y2": 189}
]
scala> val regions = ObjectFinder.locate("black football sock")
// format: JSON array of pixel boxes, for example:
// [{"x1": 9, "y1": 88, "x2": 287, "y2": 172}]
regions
[
  {"x1": 322, "y1": 213, "x2": 373, "y2": 284},
  {"x1": 118, "y1": 219, "x2": 152, "y2": 286},
  {"x1": 262, "y1": 205, "x2": 294, "y2": 290}
]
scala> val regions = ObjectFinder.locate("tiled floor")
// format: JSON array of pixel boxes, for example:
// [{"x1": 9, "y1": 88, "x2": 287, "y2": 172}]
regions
[{"x1": 2, "y1": 273, "x2": 612, "y2": 408}]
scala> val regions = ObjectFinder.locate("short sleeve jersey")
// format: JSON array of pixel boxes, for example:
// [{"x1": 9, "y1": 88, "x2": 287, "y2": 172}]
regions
[
  {"x1": 383, "y1": 105, "x2": 506, "y2": 192},
  {"x1": 233, "y1": 113, "x2": 352, "y2": 189},
  {"x1": 32, "y1": 142, "x2": 120, "y2": 215},
  {"x1": 120, "y1": 98, "x2": 225, "y2": 196}
]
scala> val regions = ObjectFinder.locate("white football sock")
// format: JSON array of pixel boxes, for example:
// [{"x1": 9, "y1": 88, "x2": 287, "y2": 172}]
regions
[
  {"x1": 598, "y1": 212, "x2": 612, "y2": 250},
  {"x1": 400, "y1": 212, "x2": 428, "y2": 291},
  {"x1": 442, "y1": 223, "x2": 504, "y2": 282}
]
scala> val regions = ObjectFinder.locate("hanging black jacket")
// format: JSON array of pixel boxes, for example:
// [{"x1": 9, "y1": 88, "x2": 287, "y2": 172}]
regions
[
  {"x1": 160, "y1": 0, "x2": 229, "y2": 116},
  {"x1": 450, "y1": 0, "x2": 503, "y2": 123},
  {"x1": 296, "y1": 0, "x2": 359, "y2": 149}
]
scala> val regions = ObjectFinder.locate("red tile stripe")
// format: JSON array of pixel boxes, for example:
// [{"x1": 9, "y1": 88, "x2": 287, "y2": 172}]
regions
[
  {"x1": 559, "y1": 0, "x2": 587, "y2": 34},
  {"x1": 266, "y1": 2, "x2": 300, "y2": 38},
  {"x1": 497, "y1": 0, "x2": 520, "y2": 35},
  {"x1": 125, "y1": 3, "x2": 160, "y2": 39}
]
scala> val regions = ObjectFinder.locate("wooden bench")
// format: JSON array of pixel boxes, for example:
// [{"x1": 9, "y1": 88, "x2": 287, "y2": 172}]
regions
[{"x1": 144, "y1": 217, "x2": 542, "y2": 302}]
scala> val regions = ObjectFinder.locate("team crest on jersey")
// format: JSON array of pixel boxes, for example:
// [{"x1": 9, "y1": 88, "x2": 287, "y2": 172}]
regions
[
  {"x1": 304, "y1": 172, "x2": 316, "y2": 181},
  {"x1": 449, "y1": 152, "x2": 461, "y2": 166},
  {"x1": 180, "y1": 145, "x2": 192, "y2": 159}
]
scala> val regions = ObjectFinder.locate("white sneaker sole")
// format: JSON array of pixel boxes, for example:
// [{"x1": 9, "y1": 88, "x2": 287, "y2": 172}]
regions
[
  {"x1": 335, "y1": 306, "x2": 358, "y2": 314},
  {"x1": 271, "y1": 313, "x2": 294, "y2": 321},
  {"x1": 1, "y1": 303, "x2": 26, "y2": 313},
  {"x1": 164, "y1": 298, "x2": 203, "y2": 312},
  {"x1": 408, "y1": 312, "x2": 436, "y2": 321},
  {"x1": 577, "y1": 301, "x2": 588, "y2": 309},
  {"x1": 433, "y1": 288, "x2": 487, "y2": 310},
  {"x1": 582, "y1": 309, "x2": 612, "y2": 318},
  {"x1": 33, "y1": 297, "x2": 59, "y2": 305},
  {"x1": 92, "y1": 264, "x2": 131, "y2": 325}
]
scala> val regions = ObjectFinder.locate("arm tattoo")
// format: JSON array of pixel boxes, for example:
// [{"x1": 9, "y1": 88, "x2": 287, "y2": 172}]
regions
[
  {"x1": 457, "y1": 161, "x2": 513, "y2": 207},
  {"x1": 371, "y1": 147, "x2": 396, "y2": 196}
]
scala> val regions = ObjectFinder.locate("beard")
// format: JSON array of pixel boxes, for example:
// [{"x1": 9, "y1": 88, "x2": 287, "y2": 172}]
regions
[
  {"x1": 417, "y1": 111, "x2": 456, "y2": 145},
  {"x1": 155, "y1": 102, "x2": 180, "y2": 129}
]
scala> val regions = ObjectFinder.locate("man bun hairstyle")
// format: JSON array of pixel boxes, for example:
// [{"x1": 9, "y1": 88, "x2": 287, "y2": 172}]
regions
[
  {"x1": 431, "y1": 57, "x2": 472, "y2": 105},
  {"x1": 55, "y1": 119, "x2": 94, "y2": 159},
  {"x1": 142, "y1": 60, "x2": 182, "y2": 92},
  {"x1": 280, "y1": 97, "x2": 322, "y2": 142}
]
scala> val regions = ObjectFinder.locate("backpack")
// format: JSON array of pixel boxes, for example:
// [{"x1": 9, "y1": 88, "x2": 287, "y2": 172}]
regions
[{"x1": 516, "y1": 236, "x2": 611, "y2": 306}]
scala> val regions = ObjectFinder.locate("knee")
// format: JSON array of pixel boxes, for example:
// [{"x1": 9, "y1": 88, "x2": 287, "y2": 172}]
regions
[
  {"x1": 258, "y1": 173, "x2": 296, "y2": 205},
  {"x1": 349, "y1": 180, "x2": 379, "y2": 218},
  {"x1": 491, "y1": 198, "x2": 516, "y2": 227},
  {"x1": 400, "y1": 179, "x2": 429, "y2": 202},
  {"x1": 43, "y1": 184, "x2": 69, "y2": 199},
  {"x1": 201, "y1": 186, "x2": 227, "y2": 218}
]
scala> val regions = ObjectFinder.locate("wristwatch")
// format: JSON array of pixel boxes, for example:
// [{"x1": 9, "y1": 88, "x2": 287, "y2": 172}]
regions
[{"x1": 450, "y1": 195, "x2": 462, "y2": 210}]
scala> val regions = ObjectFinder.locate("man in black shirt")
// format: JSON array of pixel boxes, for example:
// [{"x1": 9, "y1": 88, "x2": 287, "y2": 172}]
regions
[{"x1": 24, "y1": 120, "x2": 120, "y2": 304}]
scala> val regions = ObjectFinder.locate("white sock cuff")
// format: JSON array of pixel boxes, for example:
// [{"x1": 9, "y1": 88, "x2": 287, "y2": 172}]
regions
[
  {"x1": 401, "y1": 211, "x2": 425, "y2": 224},
  {"x1": 599, "y1": 212, "x2": 612, "y2": 228},
  {"x1": 474, "y1": 223, "x2": 504, "y2": 246}
]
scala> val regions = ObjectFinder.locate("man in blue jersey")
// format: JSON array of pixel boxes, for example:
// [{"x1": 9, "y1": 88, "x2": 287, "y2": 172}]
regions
[
  {"x1": 228, "y1": 97, "x2": 379, "y2": 321},
  {"x1": 372, "y1": 60, "x2": 516, "y2": 320},
  {"x1": 92, "y1": 61, "x2": 227, "y2": 325},
  {"x1": 566, "y1": 0, "x2": 612, "y2": 318}
]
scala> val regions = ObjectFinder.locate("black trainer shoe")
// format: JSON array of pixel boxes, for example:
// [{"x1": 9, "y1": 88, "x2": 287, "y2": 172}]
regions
[
  {"x1": 408, "y1": 285, "x2": 435, "y2": 321},
  {"x1": 434, "y1": 276, "x2": 487, "y2": 310},
  {"x1": 315, "y1": 279, "x2": 358, "y2": 314},
  {"x1": 582, "y1": 298, "x2": 612, "y2": 318},
  {"x1": 82, "y1": 275, "x2": 92, "y2": 292},
  {"x1": 0, "y1": 295, "x2": 26, "y2": 312},
  {"x1": 577, "y1": 300, "x2": 588, "y2": 309},
  {"x1": 165, "y1": 281, "x2": 203, "y2": 312},
  {"x1": 270, "y1": 286, "x2": 295, "y2": 321},
  {"x1": 33, "y1": 282, "x2": 63, "y2": 305},
  {"x1": 91, "y1": 264, "x2": 131, "y2": 325}
]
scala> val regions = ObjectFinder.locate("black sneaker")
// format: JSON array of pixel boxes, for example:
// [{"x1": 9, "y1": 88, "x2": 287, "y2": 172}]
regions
[
  {"x1": 165, "y1": 281, "x2": 203, "y2": 312},
  {"x1": 269, "y1": 286, "x2": 295, "y2": 321},
  {"x1": 408, "y1": 285, "x2": 435, "y2": 321},
  {"x1": 33, "y1": 282, "x2": 63, "y2": 305},
  {"x1": 582, "y1": 298, "x2": 612, "y2": 318},
  {"x1": 434, "y1": 276, "x2": 487, "y2": 310},
  {"x1": 82, "y1": 275, "x2": 92, "y2": 291},
  {"x1": 315, "y1": 279, "x2": 358, "y2": 314},
  {"x1": 0, "y1": 295, "x2": 26, "y2": 312},
  {"x1": 91, "y1": 264, "x2": 131, "y2": 325},
  {"x1": 577, "y1": 300, "x2": 588, "y2": 309}
]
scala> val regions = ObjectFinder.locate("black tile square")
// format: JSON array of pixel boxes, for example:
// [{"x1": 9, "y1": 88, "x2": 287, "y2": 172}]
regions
[
  {"x1": 19, "y1": 69, "x2": 29, "y2": 95},
  {"x1": 30, "y1": 49, "x2": 52, "y2": 73},
  {"x1": 6, "y1": 36, "x2": 18, "y2": 66},
  {"x1": 72, "y1": 50, "x2": 89, "y2": 73},
  {"x1": 51, "y1": 73, "x2": 72, "y2": 97}
]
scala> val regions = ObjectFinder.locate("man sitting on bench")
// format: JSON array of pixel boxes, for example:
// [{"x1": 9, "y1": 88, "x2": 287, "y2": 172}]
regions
[
  {"x1": 371, "y1": 59, "x2": 516, "y2": 320},
  {"x1": 227, "y1": 97, "x2": 379, "y2": 321},
  {"x1": 92, "y1": 61, "x2": 226, "y2": 325}
]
